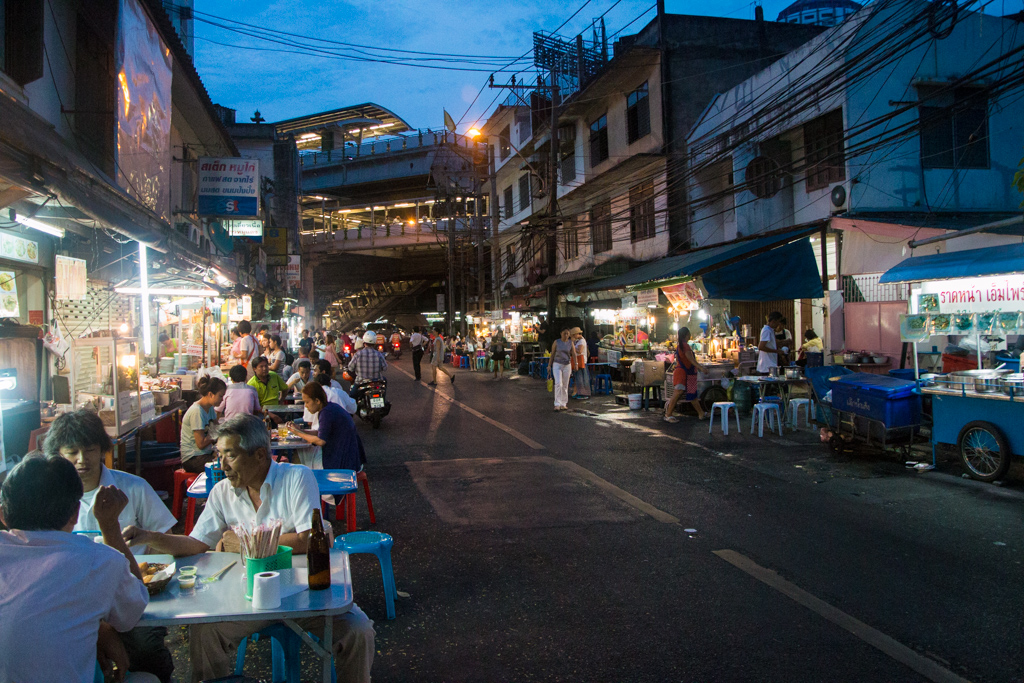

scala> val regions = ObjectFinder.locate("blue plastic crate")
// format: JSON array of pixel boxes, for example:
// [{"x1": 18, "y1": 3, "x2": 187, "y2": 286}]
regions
[{"x1": 830, "y1": 373, "x2": 921, "y2": 429}]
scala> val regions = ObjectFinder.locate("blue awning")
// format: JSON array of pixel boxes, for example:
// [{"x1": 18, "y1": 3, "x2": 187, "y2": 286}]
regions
[
  {"x1": 583, "y1": 226, "x2": 820, "y2": 291},
  {"x1": 879, "y1": 243, "x2": 1024, "y2": 284},
  {"x1": 701, "y1": 238, "x2": 824, "y2": 301}
]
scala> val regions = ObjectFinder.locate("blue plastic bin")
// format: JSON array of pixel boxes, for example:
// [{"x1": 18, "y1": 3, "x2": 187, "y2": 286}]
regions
[
  {"x1": 888, "y1": 369, "x2": 916, "y2": 381},
  {"x1": 995, "y1": 355, "x2": 1020, "y2": 372},
  {"x1": 830, "y1": 373, "x2": 921, "y2": 428}
]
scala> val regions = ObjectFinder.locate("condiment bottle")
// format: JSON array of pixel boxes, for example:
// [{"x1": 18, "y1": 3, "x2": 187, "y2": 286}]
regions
[{"x1": 307, "y1": 508, "x2": 331, "y2": 591}]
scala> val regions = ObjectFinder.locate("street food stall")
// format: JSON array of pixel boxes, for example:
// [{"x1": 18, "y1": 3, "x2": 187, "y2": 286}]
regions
[{"x1": 878, "y1": 243, "x2": 1024, "y2": 481}]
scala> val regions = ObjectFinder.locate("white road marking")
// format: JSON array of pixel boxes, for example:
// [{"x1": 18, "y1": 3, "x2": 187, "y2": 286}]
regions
[
  {"x1": 713, "y1": 549, "x2": 972, "y2": 683},
  {"x1": 392, "y1": 364, "x2": 545, "y2": 450}
]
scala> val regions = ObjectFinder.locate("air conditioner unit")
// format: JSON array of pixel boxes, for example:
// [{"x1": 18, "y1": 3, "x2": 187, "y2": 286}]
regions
[{"x1": 829, "y1": 183, "x2": 848, "y2": 213}]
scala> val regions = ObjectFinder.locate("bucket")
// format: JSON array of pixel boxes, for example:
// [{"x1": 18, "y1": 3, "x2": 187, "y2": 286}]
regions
[
  {"x1": 628, "y1": 393, "x2": 643, "y2": 410},
  {"x1": 244, "y1": 546, "x2": 293, "y2": 599}
]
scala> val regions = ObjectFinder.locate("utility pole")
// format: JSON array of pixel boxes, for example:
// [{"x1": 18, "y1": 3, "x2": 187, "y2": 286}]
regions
[
  {"x1": 446, "y1": 195, "x2": 454, "y2": 335},
  {"x1": 545, "y1": 69, "x2": 561, "y2": 323},
  {"x1": 488, "y1": 144, "x2": 501, "y2": 313}
]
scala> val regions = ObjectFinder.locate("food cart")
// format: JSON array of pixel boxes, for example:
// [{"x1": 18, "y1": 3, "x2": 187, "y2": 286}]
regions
[{"x1": 878, "y1": 243, "x2": 1024, "y2": 481}]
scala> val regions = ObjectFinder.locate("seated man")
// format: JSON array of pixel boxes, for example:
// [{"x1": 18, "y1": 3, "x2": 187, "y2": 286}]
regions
[
  {"x1": 0, "y1": 455, "x2": 154, "y2": 683},
  {"x1": 315, "y1": 372, "x2": 357, "y2": 417},
  {"x1": 287, "y1": 359, "x2": 313, "y2": 395},
  {"x1": 123, "y1": 414, "x2": 375, "y2": 683},
  {"x1": 248, "y1": 355, "x2": 288, "y2": 425},
  {"x1": 46, "y1": 409, "x2": 177, "y2": 682}
]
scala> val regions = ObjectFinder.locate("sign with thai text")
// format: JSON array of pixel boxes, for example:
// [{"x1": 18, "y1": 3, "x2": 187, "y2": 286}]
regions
[
  {"x1": 915, "y1": 276, "x2": 1024, "y2": 315},
  {"x1": 636, "y1": 288, "x2": 659, "y2": 307},
  {"x1": 197, "y1": 158, "x2": 259, "y2": 216},
  {"x1": 286, "y1": 255, "x2": 301, "y2": 288},
  {"x1": 224, "y1": 219, "x2": 263, "y2": 241}
]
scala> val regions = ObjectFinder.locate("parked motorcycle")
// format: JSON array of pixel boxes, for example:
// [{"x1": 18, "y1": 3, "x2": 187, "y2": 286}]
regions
[{"x1": 353, "y1": 379, "x2": 390, "y2": 429}]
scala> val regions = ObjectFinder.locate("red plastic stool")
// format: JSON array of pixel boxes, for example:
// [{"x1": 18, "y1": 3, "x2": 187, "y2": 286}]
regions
[
  {"x1": 322, "y1": 493, "x2": 357, "y2": 532},
  {"x1": 172, "y1": 469, "x2": 199, "y2": 520},
  {"x1": 357, "y1": 471, "x2": 376, "y2": 524}
]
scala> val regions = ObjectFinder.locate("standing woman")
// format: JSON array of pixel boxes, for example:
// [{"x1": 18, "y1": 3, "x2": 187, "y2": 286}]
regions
[
  {"x1": 570, "y1": 327, "x2": 591, "y2": 400},
  {"x1": 180, "y1": 376, "x2": 227, "y2": 472},
  {"x1": 664, "y1": 327, "x2": 707, "y2": 423},
  {"x1": 428, "y1": 329, "x2": 455, "y2": 386},
  {"x1": 490, "y1": 329, "x2": 507, "y2": 381},
  {"x1": 322, "y1": 334, "x2": 341, "y2": 372},
  {"x1": 548, "y1": 328, "x2": 574, "y2": 411}
]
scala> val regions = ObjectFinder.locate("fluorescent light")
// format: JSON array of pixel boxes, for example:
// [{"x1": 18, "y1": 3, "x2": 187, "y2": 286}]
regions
[
  {"x1": 13, "y1": 213, "x2": 64, "y2": 237},
  {"x1": 138, "y1": 243, "x2": 152, "y2": 355},
  {"x1": 116, "y1": 287, "x2": 218, "y2": 296}
]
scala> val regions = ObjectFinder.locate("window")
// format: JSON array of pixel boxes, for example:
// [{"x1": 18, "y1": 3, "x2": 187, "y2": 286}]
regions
[
  {"x1": 518, "y1": 174, "x2": 531, "y2": 213},
  {"x1": 589, "y1": 115, "x2": 609, "y2": 167},
  {"x1": 629, "y1": 181, "x2": 656, "y2": 242},
  {"x1": 504, "y1": 245, "x2": 515, "y2": 277},
  {"x1": 559, "y1": 124, "x2": 576, "y2": 184},
  {"x1": 626, "y1": 82, "x2": 651, "y2": 144},
  {"x1": 590, "y1": 200, "x2": 612, "y2": 254},
  {"x1": 75, "y1": 12, "x2": 118, "y2": 177},
  {"x1": 803, "y1": 109, "x2": 845, "y2": 191},
  {"x1": 564, "y1": 216, "x2": 580, "y2": 259},
  {"x1": 919, "y1": 86, "x2": 989, "y2": 169},
  {"x1": 499, "y1": 125, "x2": 511, "y2": 161},
  {"x1": 503, "y1": 186, "x2": 513, "y2": 219},
  {"x1": 2, "y1": 0, "x2": 44, "y2": 86}
]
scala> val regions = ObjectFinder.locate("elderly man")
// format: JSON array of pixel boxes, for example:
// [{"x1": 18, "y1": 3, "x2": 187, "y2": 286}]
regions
[
  {"x1": 0, "y1": 455, "x2": 154, "y2": 683},
  {"x1": 47, "y1": 409, "x2": 176, "y2": 682},
  {"x1": 123, "y1": 414, "x2": 375, "y2": 683}
]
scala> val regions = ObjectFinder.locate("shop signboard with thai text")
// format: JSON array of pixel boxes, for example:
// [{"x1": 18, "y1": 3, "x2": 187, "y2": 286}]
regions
[
  {"x1": 224, "y1": 219, "x2": 263, "y2": 242},
  {"x1": 636, "y1": 288, "x2": 659, "y2": 307},
  {"x1": 197, "y1": 158, "x2": 259, "y2": 216},
  {"x1": 914, "y1": 276, "x2": 1024, "y2": 315},
  {"x1": 286, "y1": 255, "x2": 301, "y2": 288}
]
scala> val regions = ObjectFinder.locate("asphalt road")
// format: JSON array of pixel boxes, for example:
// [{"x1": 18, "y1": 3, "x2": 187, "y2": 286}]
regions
[{"x1": 173, "y1": 355, "x2": 1024, "y2": 682}]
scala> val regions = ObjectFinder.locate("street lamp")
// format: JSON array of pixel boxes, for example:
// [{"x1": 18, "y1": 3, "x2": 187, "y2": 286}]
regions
[{"x1": 466, "y1": 128, "x2": 481, "y2": 139}]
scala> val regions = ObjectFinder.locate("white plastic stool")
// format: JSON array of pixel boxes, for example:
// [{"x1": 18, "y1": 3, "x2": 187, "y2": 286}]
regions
[
  {"x1": 786, "y1": 398, "x2": 813, "y2": 429},
  {"x1": 750, "y1": 402, "x2": 783, "y2": 437},
  {"x1": 709, "y1": 402, "x2": 741, "y2": 435}
]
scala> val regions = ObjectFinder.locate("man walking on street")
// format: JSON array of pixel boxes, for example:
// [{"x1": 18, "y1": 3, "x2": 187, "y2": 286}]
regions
[{"x1": 410, "y1": 326, "x2": 425, "y2": 381}]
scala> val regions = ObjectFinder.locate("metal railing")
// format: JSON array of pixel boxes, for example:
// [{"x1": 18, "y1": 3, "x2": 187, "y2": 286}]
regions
[
  {"x1": 299, "y1": 129, "x2": 485, "y2": 167},
  {"x1": 842, "y1": 273, "x2": 909, "y2": 303}
]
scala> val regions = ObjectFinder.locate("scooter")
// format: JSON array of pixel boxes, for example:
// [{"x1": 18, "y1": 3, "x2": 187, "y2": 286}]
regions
[
  {"x1": 390, "y1": 340, "x2": 402, "y2": 359},
  {"x1": 353, "y1": 378, "x2": 390, "y2": 429},
  {"x1": 341, "y1": 343, "x2": 352, "y2": 364}
]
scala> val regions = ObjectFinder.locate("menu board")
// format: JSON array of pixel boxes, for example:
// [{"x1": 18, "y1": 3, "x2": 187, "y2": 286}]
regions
[
  {"x1": 0, "y1": 232, "x2": 39, "y2": 264},
  {"x1": 0, "y1": 271, "x2": 18, "y2": 318}
]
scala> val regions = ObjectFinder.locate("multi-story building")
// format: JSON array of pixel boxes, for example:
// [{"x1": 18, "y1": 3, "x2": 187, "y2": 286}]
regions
[
  {"x1": 683, "y1": 0, "x2": 1024, "y2": 357},
  {"x1": 482, "y1": 8, "x2": 824, "y2": 312}
]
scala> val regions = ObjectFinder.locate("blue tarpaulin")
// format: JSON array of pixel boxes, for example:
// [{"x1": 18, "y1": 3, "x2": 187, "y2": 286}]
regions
[
  {"x1": 879, "y1": 242, "x2": 1024, "y2": 284},
  {"x1": 583, "y1": 226, "x2": 820, "y2": 291},
  {"x1": 701, "y1": 238, "x2": 824, "y2": 301}
]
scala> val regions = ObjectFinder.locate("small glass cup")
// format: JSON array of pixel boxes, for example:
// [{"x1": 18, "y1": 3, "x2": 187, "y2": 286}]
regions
[{"x1": 278, "y1": 425, "x2": 289, "y2": 439}]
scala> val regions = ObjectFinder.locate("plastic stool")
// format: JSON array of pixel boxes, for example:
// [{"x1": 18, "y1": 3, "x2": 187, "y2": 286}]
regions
[
  {"x1": 184, "y1": 497, "x2": 198, "y2": 535},
  {"x1": 459, "y1": 356, "x2": 470, "y2": 369},
  {"x1": 536, "y1": 364, "x2": 548, "y2": 380},
  {"x1": 172, "y1": 469, "x2": 198, "y2": 520},
  {"x1": 477, "y1": 355, "x2": 488, "y2": 370},
  {"x1": 709, "y1": 402, "x2": 741, "y2": 435},
  {"x1": 334, "y1": 531, "x2": 396, "y2": 619},
  {"x1": 751, "y1": 402, "x2": 783, "y2": 437},
  {"x1": 592, "y1": 374, "x2": 612, "y2": 395},
  {"x1": 786, "y1": 398, "x2": 813, "y2": 429},
  {"x1": 235, "y1": 623, "x2": 323, "y2": 683},
  {"x1": 641, "y1": 385, "x2": 661, "y2": 410}
]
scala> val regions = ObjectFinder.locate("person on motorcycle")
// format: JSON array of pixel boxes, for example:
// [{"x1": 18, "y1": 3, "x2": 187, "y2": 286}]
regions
[
  {"x1": 388, "y1": 328, "x2": 402, "y2": 358},
  {"x1": 348, "y1": 331, "x2": 388, "y2": 398}
]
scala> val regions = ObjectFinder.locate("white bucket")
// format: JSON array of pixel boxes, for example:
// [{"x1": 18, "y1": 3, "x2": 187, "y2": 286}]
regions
[{"x1": 628, "y1": 393, "x2": 643, "y2": 410}]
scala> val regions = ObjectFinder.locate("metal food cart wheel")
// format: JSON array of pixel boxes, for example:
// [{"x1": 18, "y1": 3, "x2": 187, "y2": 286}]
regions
[
  {"x1": 699, "y1": 385, "x2": 729, "y2": 413},
  {"x1": 828, "y1": 434, "x2": 845, "y2": 456},
  {"x1": 957, "y1": 421, "x2": 1011, "y2": 482}
]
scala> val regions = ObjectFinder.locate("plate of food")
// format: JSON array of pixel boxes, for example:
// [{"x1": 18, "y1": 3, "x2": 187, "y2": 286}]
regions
[
  {"x1": 996, "y1": 311, "x2": 1021, "y2": 333},
  {"x1": 900, "y1": 314, "x2": 930, "y2": 342},
  {"x1": 918, "y1": 294, "x2": 939, "y2": 312},
  {"x1": 25, "y1": 243, "x2": 36, "y2": 260},
  {"x1": 2, "y1": 295, "x2": 17, "y2": 314},
  {"x1": 975, "y1": 311, "x2": 996, "y2": 334},
  {"x1": 138, "y1": 556, "x2": 177, "y2": 596},
  {"x1": 930, "y1": 314, "x2": 952, "y2": 335},
  {"x1": 15, "y1": 241, "x2": 25, "y2": 258},
  {"x1": 953, "y1": 313, "x2": 975, "y2": 334},
  {"x1": 0, "y1": 275, "x2": 12, "y2": 291}
]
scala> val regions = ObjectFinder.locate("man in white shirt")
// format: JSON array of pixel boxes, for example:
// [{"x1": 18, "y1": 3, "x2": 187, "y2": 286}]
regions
[
  {"x1": 47, "y1": 409, "x2": 176, "y2": 682},
  {"x1": 287, "y1": 359, "x2": 313, "y2": 395},
  {"x1": 757, "y1": 311, "x2": 785, "y2": 374},
  {"x1": 409, "y1": 326, "x2": 425, "y2": 380},
  {"x1": 0, "y1": 455, "x2": 153, "y2": 683},
  {"x1": 123, "y1": 414, "x2": 375, "y2": 683}
]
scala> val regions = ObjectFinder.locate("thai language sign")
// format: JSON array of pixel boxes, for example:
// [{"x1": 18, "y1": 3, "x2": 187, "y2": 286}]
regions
[
  {"x1": 197, "y1": 158, "x2": 259, "y2": 217},
  {"x1": 224, "y1": 219, "x2": 263, "y2": 241},
  {"x1": 916, "y1": 275, "x2": 1024, "y2": 315}
]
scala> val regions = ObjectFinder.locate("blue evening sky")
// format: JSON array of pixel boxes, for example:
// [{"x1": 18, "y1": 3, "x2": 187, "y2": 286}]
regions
[{"x1": 193, "y1": 0, "x2": 821, "y2": 131}]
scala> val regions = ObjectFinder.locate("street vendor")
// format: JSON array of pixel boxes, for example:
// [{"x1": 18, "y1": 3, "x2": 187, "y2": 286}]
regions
[
  {"x1": 158, "y1": 332, "x2": 177, "y2": 359},
  {"x1": 122, "y1": 414, "x2": 376, "y2": 683},
  {"x1": 757, "y1": 311, "x2": 785, "y2": 374}
]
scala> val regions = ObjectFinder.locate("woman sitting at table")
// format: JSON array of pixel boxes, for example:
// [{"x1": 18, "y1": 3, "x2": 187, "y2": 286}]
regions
[
  {"x1": 287, "y1": 381, "x2": 361, "y2": 472},
  {"x1": 180, "y1": 376, "x2": 227, "y2": 473}
]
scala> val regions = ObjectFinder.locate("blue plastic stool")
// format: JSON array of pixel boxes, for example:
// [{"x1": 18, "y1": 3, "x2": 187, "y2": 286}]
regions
[
  {"x1": 476, "y1": 355, "x2": 488, "y2": 370},
  {"x1": 459, "y1": 356, "x2": 470, "y2": 369},
  {"x1": 234, "y1": 623, "x2": 316, "y2": 683},
  {"x1": 528, "y1": 361, "x2": 538, "y2": 377},
  {"x1": 750, "y1": 402, "x2": 783, "y2": 437},
  {"x1": 334, "y1": 531, "x2": 396, "y2": 620},
  {"x1": 536, "y1": 363, "x2": 548, "y2": 380},
  {"x1": 592, "y1": 374, "x2": 612, "y2": 395}
]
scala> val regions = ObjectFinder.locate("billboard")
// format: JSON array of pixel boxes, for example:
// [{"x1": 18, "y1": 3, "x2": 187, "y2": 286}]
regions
[
  {"x1": 198, "y1": 158, "x2": 259, "y2": 216},
  {"x1": 286, "y1": 255, "x2": 301, "y2": 288}
]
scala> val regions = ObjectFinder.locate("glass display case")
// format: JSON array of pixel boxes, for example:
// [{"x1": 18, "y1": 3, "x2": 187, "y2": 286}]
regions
[{"x1": 71, "y1": 336, "x2": 141, "y2": 436}]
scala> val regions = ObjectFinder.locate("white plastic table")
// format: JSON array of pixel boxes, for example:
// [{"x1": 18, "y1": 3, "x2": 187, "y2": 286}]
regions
[{"x1": 139, "y1": 550, "x2": 352, "y2": 683}]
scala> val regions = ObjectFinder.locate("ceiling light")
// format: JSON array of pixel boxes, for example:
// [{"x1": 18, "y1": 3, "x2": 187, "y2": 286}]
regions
[{"x1": 11, "y1": 212, "x2": 65, "y2": 237}]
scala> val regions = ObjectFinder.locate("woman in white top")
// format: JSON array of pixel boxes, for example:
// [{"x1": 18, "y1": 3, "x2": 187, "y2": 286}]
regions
[{"x1": 268, "y1": 334, "x2": 290, "y2": 379}]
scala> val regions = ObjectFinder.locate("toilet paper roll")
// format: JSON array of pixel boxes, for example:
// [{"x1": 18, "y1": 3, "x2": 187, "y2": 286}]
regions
[{"x1": 252, "y1": 571, "x2": 282, "y2": 610}]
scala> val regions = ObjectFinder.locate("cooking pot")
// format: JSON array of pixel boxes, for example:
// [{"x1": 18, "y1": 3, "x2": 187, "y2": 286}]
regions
[
  {"x1": 947, "y1": 369, "x2": 1011, "y2": 393},
  {"x1": 1000, "y1": 373, "x2": 1024, "y2": 396},
  {"x1": 784, "y1": 367, "x2": 802, "y2": 380},
  {"x1": 843, "y1": 353, "x2": 858, "y2": 364}
]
